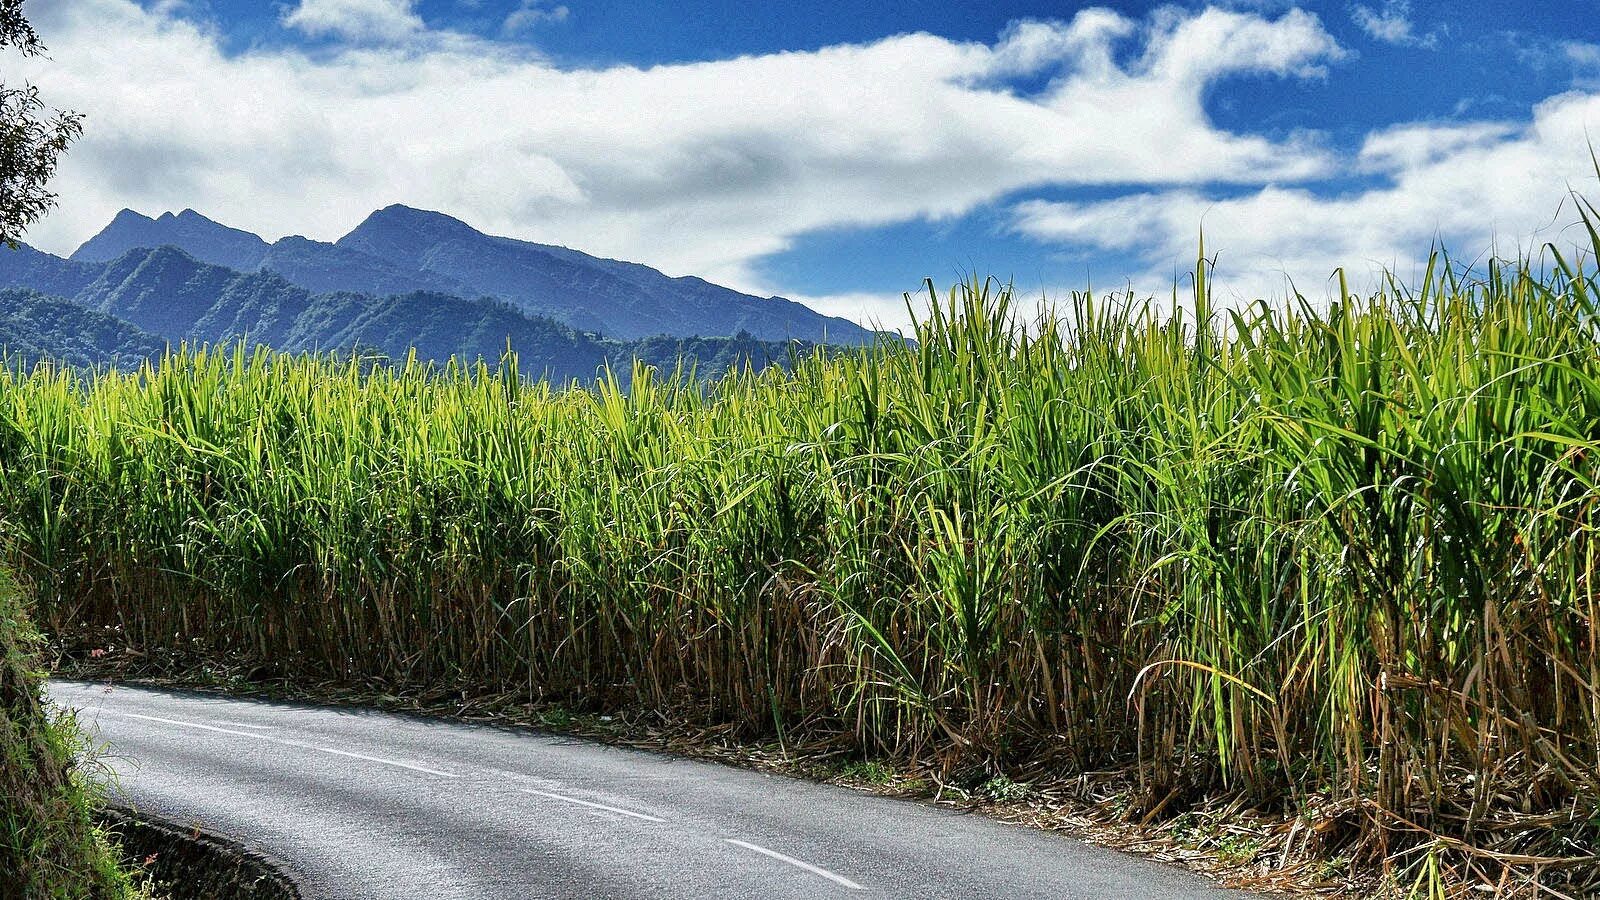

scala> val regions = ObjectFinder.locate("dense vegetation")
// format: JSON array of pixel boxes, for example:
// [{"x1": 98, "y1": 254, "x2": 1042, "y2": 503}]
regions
[
  {"x1": 1, "y1": 575, "x2": 145, "y2": 898},
  {"x1": 0, "y1": 248, "x2": 811, "y2": 382},
  {"x1": 0, "y1": 289, "x2": 167, "y2": 370},
  {"x1": 2, "y1": 220, "x2": 1599, "y2": 894}
]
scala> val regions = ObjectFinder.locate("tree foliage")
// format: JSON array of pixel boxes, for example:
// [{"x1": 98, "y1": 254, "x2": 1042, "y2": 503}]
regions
[{"x1": 0, "y1": 0, "x2": 81, "y2": 247}]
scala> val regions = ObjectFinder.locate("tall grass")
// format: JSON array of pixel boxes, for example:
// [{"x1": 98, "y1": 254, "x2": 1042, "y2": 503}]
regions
[{"x1": 3, "y1": 215, "x2": 1600, "y2": 893}]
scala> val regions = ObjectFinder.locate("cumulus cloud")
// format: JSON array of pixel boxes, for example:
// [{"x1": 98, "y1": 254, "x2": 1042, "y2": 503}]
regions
[
  {"x1": 1350, "y1": 1, "x2": 1437, "y2": 49},
  {"x1": 18, "y1": 1, "x2": 1342, "y2": 297},
  {"x1": 281, "y1": 0, "x2": 423, "y2": 43},
  {"x1": 1013, "y1": 92, "x2": 1600, "y2": 303}
]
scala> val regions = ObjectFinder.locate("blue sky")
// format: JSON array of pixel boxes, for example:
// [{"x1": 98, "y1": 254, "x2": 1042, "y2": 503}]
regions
[{"x1": 17, "y1": 0, "x2": 1600, "y2": 329}]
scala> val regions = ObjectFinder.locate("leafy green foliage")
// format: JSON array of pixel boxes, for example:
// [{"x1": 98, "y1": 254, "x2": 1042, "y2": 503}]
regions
[
  {"x1": 0, "y1": 575, "x2": 145, "y2": 899},
  {"x1": 0, "y1": 289, "x2": 167, "y2": 370},
  {"x1": 835, "y1": 760, "x2": 896, "y2": 785},
  {"x1": 0, "y1": 0, "x2": 82, "y2": 248}
]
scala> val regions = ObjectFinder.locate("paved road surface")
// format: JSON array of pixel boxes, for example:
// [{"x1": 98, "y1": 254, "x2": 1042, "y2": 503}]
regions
[{"x1": 50, "y1": 680, "x2": 1254, "y2": 899}]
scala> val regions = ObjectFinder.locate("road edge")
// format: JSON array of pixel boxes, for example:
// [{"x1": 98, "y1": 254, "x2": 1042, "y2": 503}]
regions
[{"x1": 100, "y1": 804, "x2": 303, "y2": 900}]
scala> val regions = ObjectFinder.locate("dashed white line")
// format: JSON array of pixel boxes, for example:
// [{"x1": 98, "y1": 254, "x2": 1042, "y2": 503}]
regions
[
  {"x1": 519, "y1": 788, "x2": 666, "y2": 822},
  {"x1": 117, "y1": 712, "x2": 461, "y2": 778},
  {"x1": 288, "y1": 743, "x2": 460, "y2": 778},
  {"x1": 96, "y1": 702, "x2": 862, "y2": 893},
  {"x1": 725, "y1": 839, "x2": 865, "y2": 891},
  {"x1": 119, "y1": 712, "x2": 271, "y2": 741}
]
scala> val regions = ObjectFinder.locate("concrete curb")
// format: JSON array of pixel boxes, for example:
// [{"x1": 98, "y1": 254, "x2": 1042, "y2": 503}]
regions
[{"x1": 100, "y1": 804, "x2": 303, "y2": 900}]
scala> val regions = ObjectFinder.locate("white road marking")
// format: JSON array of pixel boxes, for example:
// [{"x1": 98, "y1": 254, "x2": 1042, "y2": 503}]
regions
[
  {"x1": 117, "y1": 712, "x2": 461, "y2": 778},
  {"x1": 213, "y1": 721, "x2": 274, "y2": 730},
  {"x1": 118, "y1": 712, "x2": 270, "y2": 741},
  {"x1": 288, "y1": 743, "x2": 460, "y2": 778},
  {"x1": 725, "y1": 839, "x2": 865, "y2": 891},
  {"x1": 519, "y1": 788, "x2": 666, "y2": 822}
]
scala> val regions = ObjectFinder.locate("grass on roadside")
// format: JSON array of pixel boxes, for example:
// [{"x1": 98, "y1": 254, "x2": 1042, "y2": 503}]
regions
[{"x1": 1, "y1": 574, "x2": 149, "y2": 899}]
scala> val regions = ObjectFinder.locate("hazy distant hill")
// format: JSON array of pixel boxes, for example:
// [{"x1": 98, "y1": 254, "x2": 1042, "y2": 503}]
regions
[
  {"x1": 61, "y1": 204, "x2": 879, "y2": 345},
  {"x1": 69, "y1": 246, "x2": 597, "y2": 370},
  {"x1": 0, "y1": 243, "x2": 100, "y2": 297},
  {"x1": 336, "y1": 205, "x2": 873, "y2": 342},
  {"x1": 0, "y1": 203, "x2": 873, "y2": 378},
  {"x1": 259, "y1": 235, "x2": 471, "y2": 298},
  {"x1": 76, "y1": 245, "x2": 273, "y2": 339},
  {"x1": 0, "y1": 245, "x2": 811, "y2": 382},
  {"x1": 0, "y1": 288, "x2": 168, "y2": 369}
]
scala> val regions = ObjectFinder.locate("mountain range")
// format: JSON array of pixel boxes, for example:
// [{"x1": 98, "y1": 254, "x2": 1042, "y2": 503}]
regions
[
  {"x1": 0, "y1": 205, "x2": 879, "y2": 379},
  {"x1": 60, "y1": 205, "x2": 874, "y2": 343}
]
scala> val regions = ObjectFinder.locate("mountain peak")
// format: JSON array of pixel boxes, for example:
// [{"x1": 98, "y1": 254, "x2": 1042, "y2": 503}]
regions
[
  {"x1": 363, "y1": 204, "x2": 478, "y2": 235},
  {"x1": 337, "y1": 204, "x2": 484, "y2": 265},
  {"x1": 72, "y1": 207, "x2": 269, "y2": 271},
  {"x1": 125, "y1": 244, "x2": 198, "y2": 264},
  {"x1": 109, "y1": 208, "x2": 155, "y2": 226},
  {"x1": 151, "y1": 208, "x2": 216, "y2": 224},
  {"x1": 328, "y1": 202, "x2": 878, "y2": 344},
  {"x1": 376, "y1": 203, "x2": 465, "y2": 222}
]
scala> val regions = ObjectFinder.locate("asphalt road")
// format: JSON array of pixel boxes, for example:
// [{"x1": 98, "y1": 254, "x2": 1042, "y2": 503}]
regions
[{"x1": 50, "y1": 680, "x2": 1255, "y2": 899}]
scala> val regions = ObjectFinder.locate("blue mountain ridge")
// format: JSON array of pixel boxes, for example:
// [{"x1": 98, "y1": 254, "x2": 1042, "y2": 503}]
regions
[
  {"x1": 72, "y1": 208, "x2": 270, "y2": 271},
  {"x1": 0, "y1": 242, "x2": 822, "y2": 383},
  {"x1": 63, "y1": 204, "x2": 879, "y2": 345}
]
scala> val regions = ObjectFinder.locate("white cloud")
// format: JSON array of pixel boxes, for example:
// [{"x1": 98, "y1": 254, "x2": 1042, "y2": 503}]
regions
[
  {"x1": 1351, "y1": 1, "x2": 1437, "y2": 49},
  {"x1": 17, "y1": 0, "x2": 1600, "y2": 330},
  {"x1": 1355, "y1": 120, "x2": 1518, "y2": 173},
  {"x1": 1565, "y1": 41, "x2": 1600, "y2": 88},
  {"x1": 1013, "y1": 92, "x2": 1600, "y2": 304},
  {"x1": 502, "y1": 1, "x2": 569, "y2": 36},
  {"x1": 1508, "y1": 34, "x2": 1600, "y2": 92},
  {"x1": 792, "y1": 291, "x2": 928, "y2": 337},
  {"x1": 1567, "y1": 41, "x2": 1600, "y2": 67},
  {"x1": 16, "y1": 0, "x2": 1343, "y2": 303},
  {"x1": 799, "y1": 283, "x2": 1086, "y2": 338},
  {"x1": 281, "y1": 0, "x2": 423, "y2": 43}
]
